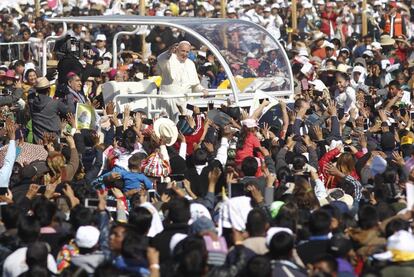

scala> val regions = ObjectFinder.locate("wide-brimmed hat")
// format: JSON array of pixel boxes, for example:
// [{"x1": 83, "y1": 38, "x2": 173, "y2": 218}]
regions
[
  {"x1": 319, "y1": 188, "x2": 354, "y2": 209},
  {"x1": 380, "y1": 35, "x2": 396, "y2": 46},
  {"x1": 319, "y1": 64, "x2": 337, "y2": 73},
  {"x1": 310, "y1": 31, "x2": 326, "y2": 45},
  {"x1": 309, "y1": 79, "x2": 328, "y2": 92},
  {"x1": 153, "y1": 118, "x2": 178, "y2": 146},
  {"x1": 0, "y1": 70, "x2": 18, "y2": 80},
  {"x1": 336, "y1": 63, "x2": 351, "y2": 74},
  {"x1": 46, "y1": 60, "x2": 58, "y2": 68},
  {"x1": 395, "y1": 35, "x2": 410, "y2": 47},
  {"x1": 35, "y1": 77, "x2": 50, "y2": 90}
]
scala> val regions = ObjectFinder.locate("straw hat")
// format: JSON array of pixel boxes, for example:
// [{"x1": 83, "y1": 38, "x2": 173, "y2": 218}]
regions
[
  {"x1": 395, "y1": 35, "x2": 410, "y2": 47},
  {"x1": 336, "y1": 63, "x2": 351, "y2": 74},
  {"x1": 319, "y1": 188, "x2": 354, "y2": 209},
  {"x1": 319, "y1": 64, "x2": 337, "y2": 72},
  {"x1": 35, "y1": 77, "x2": 50, "y2": 90},
  {"x1": 153, "y1": 118, "x2": 178, "y2": 146},
  {"x1": 310, "y1": 31, "x2": 326, "y2": 45},
  {"x1": 380, "y1": 35, "x2": 396, "y2": 46},
  {"x1": 46, "y1": 60, "x2": 58, "y2": 68}
]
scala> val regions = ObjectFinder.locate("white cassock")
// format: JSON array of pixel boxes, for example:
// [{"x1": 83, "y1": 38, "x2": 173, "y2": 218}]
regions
[{"x1": 156, "y1": 50, "x2": 204, "y2": 120}]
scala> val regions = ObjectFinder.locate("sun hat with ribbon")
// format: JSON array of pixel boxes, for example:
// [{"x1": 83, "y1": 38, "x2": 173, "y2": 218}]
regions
[{"x1": 153, "y1": 118, "x2": 178, "y2": 146}]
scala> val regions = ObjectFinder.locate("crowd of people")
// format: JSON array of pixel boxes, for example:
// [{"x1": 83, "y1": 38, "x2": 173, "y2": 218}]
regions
[{"x1": 1, "y1": 0, "x2": 414, "y2": 277}]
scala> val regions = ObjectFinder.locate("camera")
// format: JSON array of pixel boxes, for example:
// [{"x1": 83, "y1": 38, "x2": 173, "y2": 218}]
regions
[{"x1": 55, "y1": 35, "x2": 92, "y2": 60}]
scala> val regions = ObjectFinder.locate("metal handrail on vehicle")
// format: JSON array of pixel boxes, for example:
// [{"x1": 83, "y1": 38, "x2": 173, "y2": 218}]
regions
[
  {"x1": 112, "y1": 89, "x2": 291, "y2": 118},
  {"x1": 0, "y1": 41, "x2": 31, "y2": 63},
  {"x1": 42, "y1": 23, "x2": 68, "y2": 76},
  {"x1": 112, "y1": 90, "x2": 232, "y2": 117},
  {"x1": 112, "y1": 26, "x2": 145, "y2": 69}
]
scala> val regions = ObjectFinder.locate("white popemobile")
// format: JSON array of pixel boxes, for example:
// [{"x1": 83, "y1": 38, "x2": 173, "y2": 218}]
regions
[{"x1": 45, "y1": 15, "x2": 294, "y2": 117}]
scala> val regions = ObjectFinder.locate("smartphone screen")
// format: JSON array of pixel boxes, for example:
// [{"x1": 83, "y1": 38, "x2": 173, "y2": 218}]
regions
[
  {"x1": 0, "y1": 188, "x2": 7, "y2": 195},
  {"x1": 363, "y1": 119, "x2": 369, "y2": 130},
  {"x1": 301, "y1": 79, "x2": 309, "y2": 91},
  {"x1": 147, "y1": 189, "x2": 158, "y2": 200},
  {"x1": 38, "y1": 186, "x2": 46, "y2": 194},
  {"x1": 186, "y1": 104, "x2": 194, "y2": 111},
  {"x1": 84, "y1": 199, "x2": 99, "y2": 208},
  {"x1": 170, "y1": 174, "x2": 185, "y2": 181}
]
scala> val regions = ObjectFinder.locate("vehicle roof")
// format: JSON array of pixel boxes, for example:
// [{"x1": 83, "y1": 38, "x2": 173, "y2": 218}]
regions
[{"x1": 47, "y1": 15, "x2": 244, "y2": 25}]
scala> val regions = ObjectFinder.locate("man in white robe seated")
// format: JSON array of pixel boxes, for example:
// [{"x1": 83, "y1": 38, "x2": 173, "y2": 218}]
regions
[{"x1": 156, "y1": 41, "x2": 208, "y2": 120}]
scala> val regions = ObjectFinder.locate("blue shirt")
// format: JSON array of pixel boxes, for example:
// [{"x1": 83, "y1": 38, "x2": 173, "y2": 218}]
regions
[
  {"x1": 92, "y1": 166, "x2": 153, "y2": 192},
  {"x1": 120, "y1": 171, "x2": 153, "y2": 191}
]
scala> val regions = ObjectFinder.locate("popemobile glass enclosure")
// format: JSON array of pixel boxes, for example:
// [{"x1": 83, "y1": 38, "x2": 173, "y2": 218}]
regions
[{"x1": 45, "y1": 16, "x2": 294, "y2": 114}]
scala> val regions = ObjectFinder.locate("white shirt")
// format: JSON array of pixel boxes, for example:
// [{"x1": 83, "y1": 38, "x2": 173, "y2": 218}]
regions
[
  {"x1": 3, "y1": 247, "x2": 57, "y2": 277},
  {"x1": 97, "y1": 48, "x2": 113, "y2": 60},
  {"x1": 335, "y1": 87, "x2": 356, "y2": 114},
  {"x1": 157, "y1": 51, "x2": 204, "y2": 94},
  {"x1": 266, "y1": 14, "x2": 283, "y2": 40}
]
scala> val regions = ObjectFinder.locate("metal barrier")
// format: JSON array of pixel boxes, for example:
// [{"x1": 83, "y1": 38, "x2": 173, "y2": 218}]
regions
[
  {"x1": 42, "y1": 23, "x2": 68, "y2": 76},
  {"x1": 0, "y1": 41, "x2": 31, "y2": 63},
  {"x1": 112, "y1": 89, "x2": 292, "y2": 118}
]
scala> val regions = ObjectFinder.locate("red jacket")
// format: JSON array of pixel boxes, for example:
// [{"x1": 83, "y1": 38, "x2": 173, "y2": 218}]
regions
[
  {"x1": 318, "y1": 148, "x2": 360, "y2": 188},
  {"x1": 235, "y1": 132, "x2": 262, "y2": 165},
  {"x1": 184, "y1": 114, "x2": 204, "y2": 156},
  {"x1": 396, "y1": 47, "x2": 408, "y2": 63},
  {"x1": 320, "y1": 11, "x2": 338, "y2": 36}
]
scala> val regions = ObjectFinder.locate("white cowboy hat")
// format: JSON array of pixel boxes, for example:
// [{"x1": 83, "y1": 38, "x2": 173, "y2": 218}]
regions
[
  {"x1": 319, "y1": 188, "x2": 354, "y2": 209},
  {"x1": 154, "y1": 118, "x2": 178, "y2": 146},
  {"x1": 309, "y1": 79, "x2": 328, "y2": 92}
]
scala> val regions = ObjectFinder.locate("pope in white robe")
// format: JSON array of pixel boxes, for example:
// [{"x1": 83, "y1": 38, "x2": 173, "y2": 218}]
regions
[{"x1": 156, "y1": 41, "x2": 207, "y2": 120}]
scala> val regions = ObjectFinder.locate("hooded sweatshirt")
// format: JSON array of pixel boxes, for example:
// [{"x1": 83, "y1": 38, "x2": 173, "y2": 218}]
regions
[
  {"x1": 28, "y1": 93, "x2": 70, "y2": 143},
  {"x1": 70, "y1": 252, "x2": 105, "y2": 274}
]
